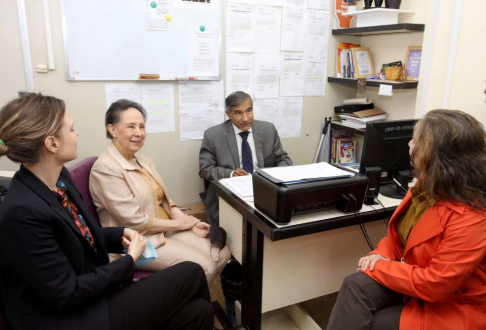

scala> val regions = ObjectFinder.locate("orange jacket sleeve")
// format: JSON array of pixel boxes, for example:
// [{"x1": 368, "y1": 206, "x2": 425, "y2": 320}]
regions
[{"x1": 364, "y1": 210, "x2": 486, "y2": 302}]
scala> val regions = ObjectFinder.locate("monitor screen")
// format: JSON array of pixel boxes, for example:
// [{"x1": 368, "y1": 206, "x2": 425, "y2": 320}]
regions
[{"x1": 360, "y1": 119, "x2": 418, "y2": 199}]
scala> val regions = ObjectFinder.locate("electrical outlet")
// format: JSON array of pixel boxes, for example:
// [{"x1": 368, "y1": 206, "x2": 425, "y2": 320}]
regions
[{"x1": 36, "y1": 65, "x2": 48, "y2": 73}]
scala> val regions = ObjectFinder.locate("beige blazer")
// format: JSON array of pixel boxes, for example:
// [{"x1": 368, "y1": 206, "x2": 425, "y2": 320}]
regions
[{"x1": 89, "y1": 143, "x2": 176, "y2": 252}]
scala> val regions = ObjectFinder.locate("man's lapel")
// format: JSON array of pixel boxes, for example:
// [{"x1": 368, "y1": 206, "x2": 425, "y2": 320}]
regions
[
  {"x1": 252, "y1": 121, "x2": 264, "y2": 168},
  {"x1": 224, "y1": 120, "x2": 240, "y2": 168}
]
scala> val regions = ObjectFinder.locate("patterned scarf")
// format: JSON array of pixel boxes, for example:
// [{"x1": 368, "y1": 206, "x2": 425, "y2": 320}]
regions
[{"x1": 56, "y1": 179, "x2": 97, "y2": 251}]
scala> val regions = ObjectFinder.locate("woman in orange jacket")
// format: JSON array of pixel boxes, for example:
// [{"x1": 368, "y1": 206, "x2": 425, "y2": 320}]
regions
[{"x1": 328, "y1": 110, "x2": 486, "y2": 330}]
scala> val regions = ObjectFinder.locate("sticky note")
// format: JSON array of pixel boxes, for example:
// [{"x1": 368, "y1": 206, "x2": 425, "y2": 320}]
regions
[
  {"x1": 200, "y1": 25, "x2": 205, "y2": 32},
  {"x1": 379, "y1": 84, "x2": 393, "y2": 96},
  {"x1": 165, "y1": 14, "x2": 171, "y2": 21},
  {"x1": 151, "y1": 1, "x2": 157, "y2": 8}
]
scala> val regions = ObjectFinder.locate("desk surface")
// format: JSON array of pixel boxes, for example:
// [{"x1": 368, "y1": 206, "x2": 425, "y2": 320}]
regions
[{"x1": 214, "y1": 181, "x2": 402, "y2": 241}]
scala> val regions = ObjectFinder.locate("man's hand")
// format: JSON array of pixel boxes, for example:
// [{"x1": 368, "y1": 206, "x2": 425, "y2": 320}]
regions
[{"x1": 233, "y1": 168, "x2": 249, "y2": 176}]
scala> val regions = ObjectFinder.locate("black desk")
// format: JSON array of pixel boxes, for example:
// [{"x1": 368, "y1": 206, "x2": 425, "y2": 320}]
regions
[{"x1": 213, "y1": 181, "x2": 400, "y2": 330}]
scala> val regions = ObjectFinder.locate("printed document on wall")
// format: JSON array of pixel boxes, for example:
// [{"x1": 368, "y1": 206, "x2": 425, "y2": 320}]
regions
[
  {"x1": 146, "y1": 0, "x2": 170, "y2": 31},
  {"x1": 179, "y1": 80, "x2": 225, "y2": 141},
  {"x1": 254, "y1": 54, "x2": 281, "y2": 99},
  {"x1": 281, "y1": 1, "x2": 306, "y2": 51},
  {"x1": 174, "y1": 0, "x2": 218, "y2": 10},
  {"x1": 280, "y1": 52, "x2": 305, "y2": 96},
  {"x1": 141, "y1": 84, "x2": 175, "y2": 133},
  {"x1": 253, "y1": 99, "x2": 279, "y2": 129},
  {"x1": 304, "y1": 36, "x2": 327, "y2": 96},
  {"x1": 305, "y1": 9, "x2": 330, "y2": 96},
  {"x1": 307, "y1": 8, "x2": 330, "y2": 40},
  {"x1": 255, "y1": 6, "x2": 281, "y2": 54},
  {"x1": 227, "y1": 0, "x2": 282, "y2": 5},
  {"x1": 308, "y1": 0, "x2": 331, "y2": 10},
  {"x1": 226, "y1": 3, "x2": 255, "y2": 52},
  {"x1": 187, "y1": 27, "x2": 219, "y2": 77},
  {"x1": 285, "y1": 0, "x2": 306, "y2": 7},
  {"x1": 304, "y1": 10, "x2": 330, "y2": 96},
  {"x1": 105, "y1": 84, "x2": 141, "y2": 108},
  {"x1": 226, "y1": 53, "x2": 254, "y2": 97},
  {"x1": 278, "y1": 97, "x2": 302, "y2": 138}
]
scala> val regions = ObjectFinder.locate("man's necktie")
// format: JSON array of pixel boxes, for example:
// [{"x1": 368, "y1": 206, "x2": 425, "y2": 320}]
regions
[{"x1": 239, "y1": 131, "x2": 254, "y2": 173}]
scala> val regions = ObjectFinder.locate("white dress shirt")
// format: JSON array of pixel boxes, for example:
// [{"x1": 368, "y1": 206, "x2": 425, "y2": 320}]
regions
[{"x1": 231, "y1": 124, "x2": 258, "y2": 177}]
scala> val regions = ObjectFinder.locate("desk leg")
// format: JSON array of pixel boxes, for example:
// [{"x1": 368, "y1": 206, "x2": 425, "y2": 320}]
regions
[{"x1": 241, "y1": 218, "x2": 264, "y2": 330}]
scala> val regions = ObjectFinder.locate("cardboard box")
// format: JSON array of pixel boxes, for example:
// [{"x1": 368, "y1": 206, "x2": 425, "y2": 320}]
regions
[{"x1": 180, "y1": 202, "x2": 206, "y2": 222}]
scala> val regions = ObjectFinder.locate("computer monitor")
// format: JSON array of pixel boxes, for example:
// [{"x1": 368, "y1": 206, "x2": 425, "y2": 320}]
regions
[{"x1": 359, "y1": 119, "x2": 418, "y2": 200}]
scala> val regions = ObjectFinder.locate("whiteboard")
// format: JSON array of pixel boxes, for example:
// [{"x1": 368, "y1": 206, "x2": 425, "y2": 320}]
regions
[{"x1": 60, "y1": 0, "x2": 222, "y2": 81}]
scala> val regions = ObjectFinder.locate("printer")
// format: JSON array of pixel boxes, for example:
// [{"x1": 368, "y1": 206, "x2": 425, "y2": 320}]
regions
[{"x1": 252, "y1": 169, "x2": 368, "y2": 224}]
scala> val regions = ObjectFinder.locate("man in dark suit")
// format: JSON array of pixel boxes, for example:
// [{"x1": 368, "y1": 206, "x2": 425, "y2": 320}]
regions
[{"x1": 199, "y1": 91, "x2": 292, "y2": 226}]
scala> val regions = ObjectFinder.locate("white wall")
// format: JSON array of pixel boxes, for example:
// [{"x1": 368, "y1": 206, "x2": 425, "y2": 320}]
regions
[
  {"x1": 0, "y1": 0, "x2": 356, "y2": 204},
  {"x1": 2, "y1": 1, "x2": 484, "y2": 204},
  {"x1": 416, "y1": 0, "x2": 486, "y2": 120}
]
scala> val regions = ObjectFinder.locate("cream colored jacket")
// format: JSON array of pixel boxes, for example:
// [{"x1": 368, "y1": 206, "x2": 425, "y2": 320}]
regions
[{"x1": 89, "y1": 143, "x2": 176, "y2": 254}]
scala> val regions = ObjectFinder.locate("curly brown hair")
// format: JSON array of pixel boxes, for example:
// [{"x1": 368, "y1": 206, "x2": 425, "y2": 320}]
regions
[{"x1": 411, "y1": 109, "x2": 486, "y2": 209}]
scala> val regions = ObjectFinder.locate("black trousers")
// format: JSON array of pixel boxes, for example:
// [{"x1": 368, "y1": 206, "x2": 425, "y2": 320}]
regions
[
  {"x1": 328, "y1": 272, "x2": 404, "y2": 330},
  {"x1": 108, "y1": 261, "x2": 213, "y2": 330}
]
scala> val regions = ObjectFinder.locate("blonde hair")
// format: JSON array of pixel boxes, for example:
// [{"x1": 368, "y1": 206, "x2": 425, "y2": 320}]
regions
[{"x1": 0, "y1": 93, "x2": 66, "y2": 164}]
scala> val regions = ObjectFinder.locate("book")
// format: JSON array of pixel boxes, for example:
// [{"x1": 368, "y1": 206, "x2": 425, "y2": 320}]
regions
[
  {"x1": 331, "y1": 134, "x2": 352, "y2": 164},
  {"x1": 338, "y1": 108, "x2": 388, "y2": 126},
  {"x1": 336, "y1": 42, "x2": 360, "y2": 76},
  {"x1": 339, "y1": 114, "x2": 387, "y2": 123},
  {"x1": 337, "y1": 121, "x2": 366, "y2": 129},
  {"x1": 338, "y1": 140, "x2": 356, "y2": 165},
  {"x1": 334, "y1": 103, "x2": 375, "y2": 114}
]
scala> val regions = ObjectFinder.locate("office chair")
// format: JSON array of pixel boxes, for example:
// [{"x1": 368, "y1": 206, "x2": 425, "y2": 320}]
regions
[{"x1": 68, "y1": 157, "x2": 153, "y2": 281}]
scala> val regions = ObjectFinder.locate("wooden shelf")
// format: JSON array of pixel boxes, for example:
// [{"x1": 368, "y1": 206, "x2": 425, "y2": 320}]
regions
[
  {"x1": 328, "y1": 77, "x2": 418, "y2": 89},
  {"x1": 331, "y1": 121, "x2": 366, "y2": 135},
  {"x1": 332, "y1": 23, "x2": 425, "y2": 36}
]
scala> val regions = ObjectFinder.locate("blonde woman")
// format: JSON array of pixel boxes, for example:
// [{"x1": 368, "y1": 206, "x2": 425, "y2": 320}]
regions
[{"x1": 0, "y1": 93, "x2": 213, "y2": 330}]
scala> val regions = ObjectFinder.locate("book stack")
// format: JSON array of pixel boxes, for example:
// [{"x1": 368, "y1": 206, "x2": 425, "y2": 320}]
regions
[
  {"x1": 338, "y1": 108, "x2": 388, "y2": 129},
  {"x1": 336, "y1": 42, "x2": 360, "y2": 78},
  {"x1": 331, "y1": 134, "x2": 356, "y2": 166}
]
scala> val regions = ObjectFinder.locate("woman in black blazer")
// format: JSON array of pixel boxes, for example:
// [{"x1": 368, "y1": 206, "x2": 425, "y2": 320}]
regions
[{"x1": 0, "y1": 93, "x2": 213, "y2": 330}]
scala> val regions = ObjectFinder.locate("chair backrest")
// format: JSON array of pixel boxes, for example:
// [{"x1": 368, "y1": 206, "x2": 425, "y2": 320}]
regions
[
  {"x1": 68, "y1": 156, "x2": 154, "y2": 282},
  {"x1": 68, "y1": 156, "x2": 99, "y2": 223}
]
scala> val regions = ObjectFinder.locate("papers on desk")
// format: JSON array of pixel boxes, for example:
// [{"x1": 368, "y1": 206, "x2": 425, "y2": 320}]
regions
[
  {"x1": 258, "y1": 162, "x2": 353, "y2": 184},
  {"x1": 219, "y1": 175, "x2": 254, "y2": 202}
]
